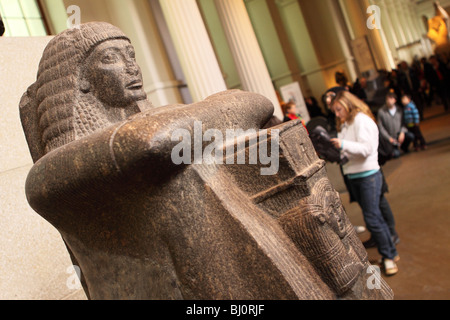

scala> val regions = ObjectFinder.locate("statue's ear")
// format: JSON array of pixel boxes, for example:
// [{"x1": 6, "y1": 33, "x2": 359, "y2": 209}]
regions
[{"x1": 79, "y1": 78, "x2": 91, "y2": 93}]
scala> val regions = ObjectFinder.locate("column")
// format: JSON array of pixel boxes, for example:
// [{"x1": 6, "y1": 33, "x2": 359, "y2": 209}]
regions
[
  {"x1": 265, "y1": 0, "x2": 305, "y2": 89},
  {"x1": 401, "y1": 0, "x2": 420, "y2": 42},
  {"x1": 159, "y1": 0, "x2": 227, "y2": 102},
  {"x1": 407, "y1": 1, "x2": 425, "y2": 39},
  {"x1": 384, "y1": 0, "x2": 407, "y2": 47},
  {"x1": 394, "y1": 0, "x2": 414, "y2": 44},
  {"x1": 377, "y1": 0, "x2": 399, "y2": 48},
  {"x1": 40, "y1": 0, "x2": 68, "y2": 34},
  {"x1": 399, "y1": 1, "x2": 414, "y2": 43},
  {"x1": 370, "y1": 0, "x2": 399, "y2": 63},
  {"x1": 367, "y1": 0, "x2": 397, "y2": 68},
  {"x1": 276, "y1": 0, "x2": 329, "y2": 102},
  {"x1": 214, "y1": 0, "x2": 283, "y2": 120},
  {"x1": 362, "y1": 0, "x2": 395, "y2": 69},
  {"x1": 327, "y1": 0, "x2": 358, "y2": 82},
  {"x1": 406, "y1": 1, "x2": 432, "y2": 59}
]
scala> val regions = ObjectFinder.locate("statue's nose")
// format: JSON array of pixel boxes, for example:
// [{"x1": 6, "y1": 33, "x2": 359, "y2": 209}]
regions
[{"x1": 126, "y1": 61, "x2": 140, "y2": 76}]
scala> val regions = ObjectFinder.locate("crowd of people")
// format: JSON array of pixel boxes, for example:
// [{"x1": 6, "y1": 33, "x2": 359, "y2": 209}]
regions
[
  {"x1": 353, "y1": 55, "x2": 450, "y2": 119},
  {"x1": 277, "y1": 54, "x2": 450, "y2": 277},
  {"x1": 347, "y1": 56, "x2": 448, "y2": 156},
  {"x1": 281, "y1": 55, "x2": 450, "y2": 161}
]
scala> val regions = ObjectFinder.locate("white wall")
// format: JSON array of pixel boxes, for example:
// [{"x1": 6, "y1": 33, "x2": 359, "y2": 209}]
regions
[{"x1": 0, "y1": 36, "x2": 87, "y2": 300}]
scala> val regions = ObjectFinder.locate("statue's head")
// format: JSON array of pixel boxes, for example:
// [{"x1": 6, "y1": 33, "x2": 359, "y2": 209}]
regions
[
  {"x1": 80, "y1": 38, "x2": 146, "y2": 108},
  {"x1": 20, "y1": 22, "x2": 146, "y2": 161}
]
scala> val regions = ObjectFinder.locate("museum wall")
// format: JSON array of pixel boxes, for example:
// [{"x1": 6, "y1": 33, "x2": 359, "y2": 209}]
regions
[{"x1": 0, "y1": 36, "x2": 87, "y2": 300}]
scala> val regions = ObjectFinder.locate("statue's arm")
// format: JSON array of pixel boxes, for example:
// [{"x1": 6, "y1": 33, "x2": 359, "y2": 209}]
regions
[
  {"x1": 26, "y1": 90, "x2": 274, "y2": 215},
  {"x1": 25, "y1": 124, "x2": 129, "y2": 214}
]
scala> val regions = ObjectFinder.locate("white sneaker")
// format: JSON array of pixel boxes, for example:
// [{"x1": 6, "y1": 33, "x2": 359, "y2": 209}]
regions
[
  {"x1": 354, "y1": 225, "x2": 366, "y2": 234},
  {"x1": 377, "y1": 255, "x2": 400, "y2": 265},
  {"x1": 383, "y1": 259, "x2": 399, "y2": 276}
]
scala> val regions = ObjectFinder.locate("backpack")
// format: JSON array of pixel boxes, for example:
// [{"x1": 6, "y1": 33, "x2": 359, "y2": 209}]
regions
[{"x1": 378, "y1": 131, "x2": 394, "y2": 166}]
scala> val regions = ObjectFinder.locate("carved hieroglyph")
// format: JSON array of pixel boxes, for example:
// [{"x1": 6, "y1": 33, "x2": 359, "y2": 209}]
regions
[{"x1": 20, "y1": 22, "x2": 393, "y2": 300}]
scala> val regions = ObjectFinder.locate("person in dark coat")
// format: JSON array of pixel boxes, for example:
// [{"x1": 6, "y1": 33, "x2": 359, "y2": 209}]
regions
[
  {"x1": 424, "y1": 55, "x2": 450, "y2": 111},
  {"x1": 397, "y1": 61, "x2": 425, "y2": 120},
  {"x1": 305, "y1": 96, "x2": 325, "y2": 118},
  {"x1": 351, "y1": 77, "x2": 368, "y2": 103}
]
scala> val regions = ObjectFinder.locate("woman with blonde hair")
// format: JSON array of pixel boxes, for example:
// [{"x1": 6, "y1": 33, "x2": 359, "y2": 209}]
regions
[
  {"x1": 331, "y1": 91, "x2": 399, "y2": 276},
  {"x1": 333, "y1": 91, "x2": 376, "y2": 132}
]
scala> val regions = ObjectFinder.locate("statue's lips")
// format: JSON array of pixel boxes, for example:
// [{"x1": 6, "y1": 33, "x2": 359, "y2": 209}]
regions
[{"x1": 126, "y1": 80, "x2": 143, "y2": 90}]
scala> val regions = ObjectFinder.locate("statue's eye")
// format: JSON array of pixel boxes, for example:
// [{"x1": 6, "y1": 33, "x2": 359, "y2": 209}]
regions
[
  {"x1": 128, "y1": 50, "x2": 136, "y2": 60},
  {"x1": 101, "y1": 52, "x2": 120, "y2": 64}
]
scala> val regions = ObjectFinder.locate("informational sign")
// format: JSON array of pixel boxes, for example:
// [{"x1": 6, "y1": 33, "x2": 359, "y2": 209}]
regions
[
  {"x1": 351, "y1": 36, "x2": 376, "y2": 74},
  {"x1": 279, "y1": 82, "x2": 311, "y2": 124}
]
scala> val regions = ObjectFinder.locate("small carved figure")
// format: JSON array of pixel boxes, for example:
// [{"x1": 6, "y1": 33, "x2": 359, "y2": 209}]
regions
[{"x1": 20, "y1": 22, "x2": 393, "y2": 300}]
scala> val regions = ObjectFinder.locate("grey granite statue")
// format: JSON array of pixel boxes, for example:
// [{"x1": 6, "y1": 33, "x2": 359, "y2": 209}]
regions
[{"x1": 20, "y1": 22, "x2": 393, "y2": 300}]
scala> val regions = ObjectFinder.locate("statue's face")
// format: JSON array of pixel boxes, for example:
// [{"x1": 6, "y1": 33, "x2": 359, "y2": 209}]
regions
[
  {"x1": 83, "y1": 39, "x2": 147, "y2": 107},
  {"x1": 306, "y1": 180, "x2": 348, "y2": 239}
]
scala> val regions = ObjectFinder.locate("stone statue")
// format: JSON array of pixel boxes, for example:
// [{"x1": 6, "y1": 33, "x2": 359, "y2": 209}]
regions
[
  {"x1": 20, "y1": 22, "x2": 393, "y2": 300},
  {"x1": 427, "y1": 1, "x2": 450, "y2": 55}
]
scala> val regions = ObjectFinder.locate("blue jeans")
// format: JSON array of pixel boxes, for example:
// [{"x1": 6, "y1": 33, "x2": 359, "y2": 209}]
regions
[
  {"x1": 348, "y1": 170, "x2": 398, "y2": 260},
  {"x1": 380, "y1": 194, "x2": 398, "y2": 239}
]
